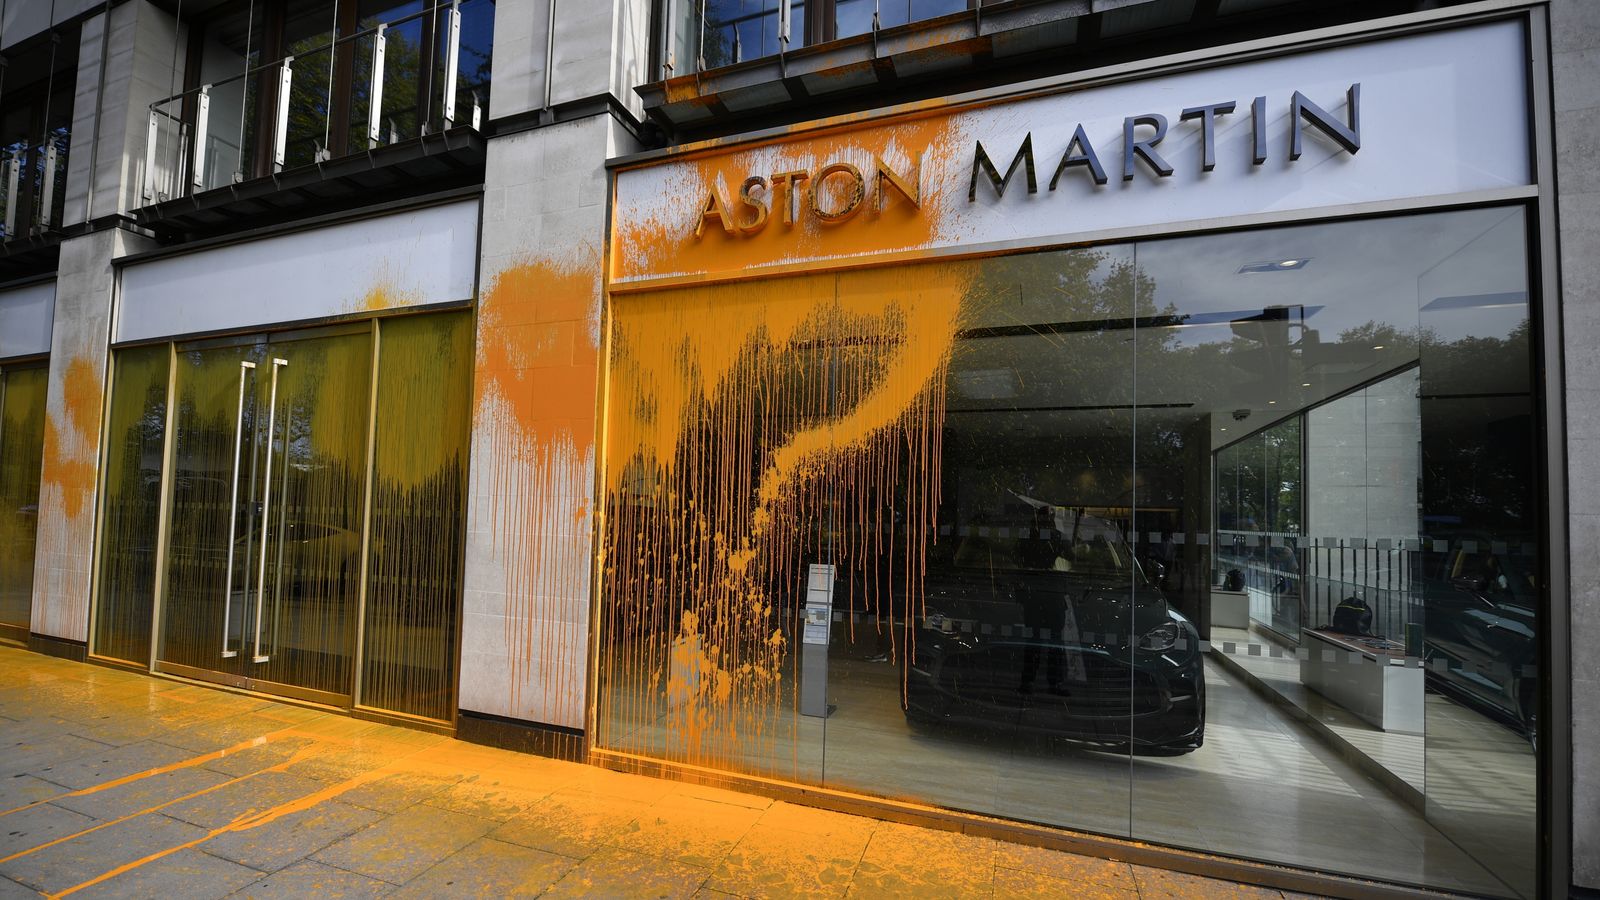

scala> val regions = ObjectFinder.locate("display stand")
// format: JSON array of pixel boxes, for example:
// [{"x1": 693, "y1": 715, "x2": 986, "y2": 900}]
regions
[
  {"x1": 1300, "y1": 628, "x2": 1423, "y2": 734},
  {"x1": 1210, "y1": 588, "x2": 1251, "y2": 629},
  {"x1": 800, "y1": 563, "x2": 834, "y2": 718}
]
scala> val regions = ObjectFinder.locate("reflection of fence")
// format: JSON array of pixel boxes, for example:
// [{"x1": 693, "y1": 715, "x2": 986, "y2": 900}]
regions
[
  {"x1": 1, "y1": 133, "x2": 68, "y2": 239},
  {"x1": 665, "y1": 0, "x2": 969, "y2": 76},
  {"x1": 1214, "y1": 530, "x2": 1302, "y2": 637},
  {"x1": 1305, "y1": 538, "x2": 1419, "y2": 642},
  {"x1": 1213, "y1": 532, "x2": 1431, "y2": 643}
]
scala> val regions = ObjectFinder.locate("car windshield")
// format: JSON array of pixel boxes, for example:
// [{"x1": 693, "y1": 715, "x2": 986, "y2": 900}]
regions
[{"x1": 935, "y1": 510, "x2": 1136, "y2": 578}]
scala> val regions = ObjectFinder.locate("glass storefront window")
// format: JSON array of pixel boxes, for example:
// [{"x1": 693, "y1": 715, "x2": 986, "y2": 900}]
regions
[
  {"x1": 90, "y1": 309, "x2": 474, "y2": 724},
  {"x1": 360, "y1": 311, "x2": 474, "y2": 721},
  {"x1": 92, "y1": 346, "x2": 172, "y2": 665},
  {"x1": 595, "y1": 206, "x2": 1541, "y2": 897},
  {"x1": 0, "y1": 365, "x2": 48, "y2": 638}
]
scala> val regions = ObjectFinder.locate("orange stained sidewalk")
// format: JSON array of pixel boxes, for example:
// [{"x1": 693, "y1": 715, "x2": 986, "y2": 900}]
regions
[{"x1": 0, "y1": 645, "x2": 1316, "y2": 898}]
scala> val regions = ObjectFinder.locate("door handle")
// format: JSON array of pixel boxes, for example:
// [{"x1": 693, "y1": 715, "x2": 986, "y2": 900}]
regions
[
  {"x1": 252, "y1": 358, "x2": 288, "y2": 664},
  {"x1": 221, "y1": 360, "x2": 256, "y2": 659}
]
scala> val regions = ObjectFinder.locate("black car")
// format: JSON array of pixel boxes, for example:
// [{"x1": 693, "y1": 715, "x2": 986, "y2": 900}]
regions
[
  {"x1": 1421, "y1": 537, "x2": 1538, "y2": 742},
  {"x1": 903, "y1": 510, "x2": 1204, "y2": 755}
]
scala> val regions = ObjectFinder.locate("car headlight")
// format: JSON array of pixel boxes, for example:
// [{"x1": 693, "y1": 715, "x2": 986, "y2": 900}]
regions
[{"x1": 1138, "y1": 621, "x2": 1180, "y2": 652}]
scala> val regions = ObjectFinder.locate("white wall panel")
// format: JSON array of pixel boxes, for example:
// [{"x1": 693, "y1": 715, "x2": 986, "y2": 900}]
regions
[
  {"x1": 117, "y1": 199, "x2": 479, "y2": 343},
  {"x1": 0, "y1": 282, "x2": 55, "y2": 360}
]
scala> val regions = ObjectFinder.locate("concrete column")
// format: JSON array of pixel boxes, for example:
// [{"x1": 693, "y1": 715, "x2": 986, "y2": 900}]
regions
[
  {"x1": 488, "y1": 0, "x2": 653, "y2": 123},
  {"x1": 62, "y1": 0, "x2": 185, "y2": 227},
  {"x1": 29, "y1": 227, "x2": 157, "y2": 649},
  {"x1": 1552, "y1": 0, "x2": 1600, "y2": 890},
  {"x1": 459, "y1": 113, "x2": 639, "y2": 731}
]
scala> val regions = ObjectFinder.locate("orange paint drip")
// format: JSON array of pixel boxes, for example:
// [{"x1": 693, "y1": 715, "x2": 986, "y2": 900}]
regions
[
  {"x1": 472, "y1": 253, "x2": 602, "y2": 724},
  {"x1": 36, "y1": 354, "x2": 104, "y2": 522},
  {"x1": 61, "y1": 357, "x2": 99, "y2": 437},
  {"x1": 598, "y1": 262, "x2": 973, "y2": 774},
  {"x1": 39, "y1": 420, "x2": 94, "y2": 520}
]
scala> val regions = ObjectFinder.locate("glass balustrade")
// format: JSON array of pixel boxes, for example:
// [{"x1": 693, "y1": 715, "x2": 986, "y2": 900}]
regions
[
  {"x1": 664, "y1": 0, "x2": 977, "y2": 78},
  {"x1": 140, "y1": 0, "x2": 492, "y2": 209}
]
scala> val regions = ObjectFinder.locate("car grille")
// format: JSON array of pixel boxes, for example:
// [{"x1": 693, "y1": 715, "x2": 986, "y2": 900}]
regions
[
  {"x1": 937, "y1": 647, "x2": 1168, "y2": 718},
  {"x1": 1061, "y1": 655, "x2": 1166, "y2": 717}
]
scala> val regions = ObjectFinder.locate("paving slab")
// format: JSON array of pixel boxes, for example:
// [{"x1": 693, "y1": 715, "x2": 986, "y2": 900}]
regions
[
  {"x1": 390, "y1": 837, "x2": 577, "y2": 897},
  {"x1": 610, "y1": 791, "x2": 767, "y2": 868},
  {"x1": 0, "y1": 774, "x2": 70, "y2": 811},
  {"x1": 491, "y1": 790, "x2": 655, "y2": 859},
  {"x1": 848, "y1": 822, "x2": 1000, "y2": 899},
  {"x1": 50, "y1": 765, "x2": 236, "y2": 821},
  {"x1": 707, "y1": 820, "x2": 868, "y2": 898},
  {"x1": 0, "y1": 811, "x2": 206, "y2": 894},
  {"x1": 201, "y1": 800, "x2": 385, "y2": 873},
  {"x1": 311, "y1": 803, "x2": 496, "y2": 884},
  {"x1": 0, "y1": 802, "x2": 97, "y2": 859},
  {"x1": 0, "y1": 644, "x2": 1321, "y2": 900},
  {"x1": 544, "y1": 845, "x2": 710, "y2": 898},
  {"x1": 229, "y1": 858, "x2": 394, "y2": 899},
  {"x1": 163, "y1": 770, "x2": 328, "y2": 830},
  {"x1": 30, "y1": 740, "x2": 198, "y2": 790},
  {"x1": 337, "y1": 771, "x2": 463, "y2": 815},
  {"x1": 69, "y1": 847, "x2": 263, "y2": 900},
  {"x1": 2, "y1": 733, "x2": 115, "y2": 779}
]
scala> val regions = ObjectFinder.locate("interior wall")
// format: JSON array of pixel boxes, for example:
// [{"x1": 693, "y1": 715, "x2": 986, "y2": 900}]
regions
[{"x1": 1305, "y1": 369, "x2": 1421, "y2": 609}]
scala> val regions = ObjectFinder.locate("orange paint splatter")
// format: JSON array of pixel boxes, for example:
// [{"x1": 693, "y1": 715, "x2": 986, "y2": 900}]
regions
[
  {"x1": 356, "y1": 280, "x2": 423, "y2": 312},
  {"x1": 39, "y1": 356, "x2": 102, "y2": 524},
  {"x1": 472, "y1": 252, "x2": 602, "y2": 725},
  {"x1": 612, "y1": 114, "x2": 967, "y2": 283},
  {"x1": 598, "y1": 262, "x2": 973, "y2": 772},
  {"x1": 61, "y1": 357, "x2": 99, "y2": 437}
]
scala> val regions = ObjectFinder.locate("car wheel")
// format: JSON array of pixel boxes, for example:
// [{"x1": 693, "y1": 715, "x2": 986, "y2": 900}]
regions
[{"x1": 903, "y1": 706, "x2": 940, "y2": 733}]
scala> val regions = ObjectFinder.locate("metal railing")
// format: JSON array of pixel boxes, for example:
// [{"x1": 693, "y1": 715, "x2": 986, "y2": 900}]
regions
[
  {"x1": 662, "y1": 0, "x2": 971, "y2": 78},
  {"x1": 141, "y1": 0, "x2": 485, "y2": 206},
  {"x1": 1, "y1": 130, "x2": 69, "y2": 240}
]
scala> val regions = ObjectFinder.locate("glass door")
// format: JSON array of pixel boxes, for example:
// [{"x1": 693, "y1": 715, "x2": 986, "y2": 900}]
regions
[
  {"x1": 156, "y1": 326, "x2": 372, "y2": 705},
  {"x1": 0, "y1": 364, "x2": 48, "y2": 642}
]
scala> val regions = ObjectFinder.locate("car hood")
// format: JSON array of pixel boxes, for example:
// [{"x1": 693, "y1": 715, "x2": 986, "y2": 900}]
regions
[{"x1": 919, "y1": 568, "x2": 1173, "y2": 639}]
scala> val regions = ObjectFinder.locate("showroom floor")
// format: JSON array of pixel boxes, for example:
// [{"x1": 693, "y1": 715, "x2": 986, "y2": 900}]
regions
[
  {"x1": 1210, "y1": 628, "x2": 1538, "y2": 895},
  {"x1": 0, "y1": 644, "x2": 1303, "y2": 899},
  {"x1": 602, "y1": 644, "x2": 1527, "y2": 898}
]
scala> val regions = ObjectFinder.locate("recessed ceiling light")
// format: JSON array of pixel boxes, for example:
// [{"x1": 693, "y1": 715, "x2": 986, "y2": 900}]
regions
[
  {"x1": 1268, "y1": 400, "x2": 1277, "y2": 405},
  {"x1": 1220, "y1": 427, "x2": 1228, "y2": 432},
  {"x1": 1373, "y1": 344, "x2": 1385, "y2": 350},
  {"x1": 1302, "y1": 382, "x2": 1312, "y2": 387},
  {"x1": 1238, "y1": 258, "x2": 1312, "y2": 274}
]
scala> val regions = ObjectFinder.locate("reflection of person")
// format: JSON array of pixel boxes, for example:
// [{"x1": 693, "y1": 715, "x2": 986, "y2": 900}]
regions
[
  {"x1": 1018, "y1": 509, "x2": 1065, "y2": 695},
  {"x1": 1153, "y1": 532, "x2": 1176, "y2": 589},
  {"x1": 1019, "y1": 583, "x2": 1066, "y2": 695}
]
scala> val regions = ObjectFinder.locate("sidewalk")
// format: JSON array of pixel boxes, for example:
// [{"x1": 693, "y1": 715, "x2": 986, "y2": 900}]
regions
[{"x1": 0, "y1": 645, "x2": 1304, "y2": 898}]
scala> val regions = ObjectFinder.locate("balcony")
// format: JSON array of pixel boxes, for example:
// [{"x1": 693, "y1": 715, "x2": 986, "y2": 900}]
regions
[{"x1": 137, "y1": 0, "x2": 491, "y2": 238}]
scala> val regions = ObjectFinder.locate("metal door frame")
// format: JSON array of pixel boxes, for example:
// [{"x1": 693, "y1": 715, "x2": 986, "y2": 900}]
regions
[{"x1": 146, "y1": 321, "x2": 377, "y2": 709}]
